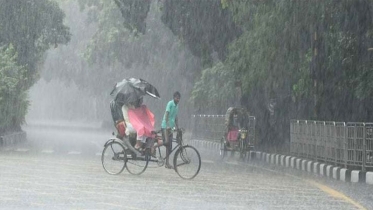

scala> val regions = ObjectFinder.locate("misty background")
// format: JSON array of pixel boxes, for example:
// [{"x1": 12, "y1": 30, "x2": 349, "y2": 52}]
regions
[{"x1": 26, "y1": 1, "x2": 199, "y2": 130}]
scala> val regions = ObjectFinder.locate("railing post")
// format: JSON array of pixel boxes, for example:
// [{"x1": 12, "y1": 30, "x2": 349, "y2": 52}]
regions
[
  {"x1": 315, "y1": 121, "x2": 318, "y2": 162},
  {"x1": 344, "y1": 122, "x2": 347, "y2": 169},
  {"x1": 304, "y1": 120, "x2": 307, "y2": 158},
  {"x1": 333, "y1": 122, "x2": 336, "y2": 166},
  {"x1": 363, "y1": 123, "x2": 366, "y2": 172},
  {"x1": 323, "y1": 121, "x2": 327, "y2": 163}
]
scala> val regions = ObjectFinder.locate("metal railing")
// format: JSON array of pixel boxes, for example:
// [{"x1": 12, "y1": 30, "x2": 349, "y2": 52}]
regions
[
  {"x1": 191, "y1": 114, "x2": 256, "y2": 143},
  {"x1": 290, "y1": 120, "x2": 373, "y2": 171}
]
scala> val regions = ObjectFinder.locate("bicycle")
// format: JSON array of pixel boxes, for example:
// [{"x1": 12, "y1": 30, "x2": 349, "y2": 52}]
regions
[{"x1": 101, "y1": 128, "x2": 201, "y2": 180}]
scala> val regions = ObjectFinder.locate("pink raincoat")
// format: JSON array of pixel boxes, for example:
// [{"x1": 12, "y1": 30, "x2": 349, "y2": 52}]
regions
[{"x1": 128, "y1": 105, "x2": 155, "y2": 139}]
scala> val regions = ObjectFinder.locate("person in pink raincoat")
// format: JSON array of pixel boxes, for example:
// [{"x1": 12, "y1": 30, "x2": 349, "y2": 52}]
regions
[{"x1": 127, "y1": 101, "x2": 156, "y2": 151}]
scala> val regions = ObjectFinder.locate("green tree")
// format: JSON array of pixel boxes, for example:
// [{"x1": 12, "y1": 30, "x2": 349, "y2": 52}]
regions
[
  {"x1": 113, "y1": 0, "x2": 150, "y2": 34},
  {"x1": 0, "y1": 0, "x2": 71, "y2": 133},
  {"x1": 160, "y1": 0, "x2": 240, "y2": 68},
  {"x1": 0, "y1": 45, "x2": 28, "y2": 133},
  {"x1": 190, "y1": 62, "x2": 236, "y2": 114},
  {"x1": 192, "y1": 0, "x2": 373, "y2": 149},
  {"x1": 0, "y1": 0, "x2": 71, "y2": 88}
]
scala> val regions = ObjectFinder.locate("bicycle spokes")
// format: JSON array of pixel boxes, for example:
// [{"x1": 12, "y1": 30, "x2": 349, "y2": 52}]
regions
[
  {"x1": 179, "y1": 148, "x2": 191, "y2": 164},
  {"x1": 173, "y1": 145, "x2": 201, "y2": 179},
  {"x1": 102, "y1": 141, "x2": 126, "y2": 175},
  {"x1": 125, "y1": 150, "x2": 149, "y2": 175}
]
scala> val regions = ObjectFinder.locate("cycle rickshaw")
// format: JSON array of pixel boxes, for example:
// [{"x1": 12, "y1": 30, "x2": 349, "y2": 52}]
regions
[
  {"x1": 220, "y1": 107, "x2": 255, "y2": 159},
  {"x1": 101, "y1": 128, "x2": 201, "y2": 179},
  {"x1": 102, "y1": 78, "x2": 200, "y2": 179}
]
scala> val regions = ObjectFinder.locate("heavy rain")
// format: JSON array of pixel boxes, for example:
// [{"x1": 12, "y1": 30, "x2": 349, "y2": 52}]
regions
[{"x1": 1, "y1": 0, "x2": 373, "y2": 209}]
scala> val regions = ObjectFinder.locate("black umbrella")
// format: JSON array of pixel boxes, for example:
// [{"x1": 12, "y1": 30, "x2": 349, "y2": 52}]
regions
[{"x1": 110, "y1": 78, "x2": 160, "y2": 106}]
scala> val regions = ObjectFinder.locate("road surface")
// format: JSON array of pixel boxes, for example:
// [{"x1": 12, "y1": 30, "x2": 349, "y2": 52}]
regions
[{"x1": 0, "y1": 123, "x2": 371, "y2": 209}]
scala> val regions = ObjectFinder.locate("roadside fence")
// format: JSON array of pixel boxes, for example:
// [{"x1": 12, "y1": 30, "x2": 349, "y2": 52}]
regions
[{"x1": 290, "y1": 120, "x2": 373, "y2": 171}]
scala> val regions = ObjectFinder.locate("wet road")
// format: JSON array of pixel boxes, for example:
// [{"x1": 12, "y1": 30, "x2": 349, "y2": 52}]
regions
[{"x1": 0, "y1": 123, "x2": 371, "y2": 209}]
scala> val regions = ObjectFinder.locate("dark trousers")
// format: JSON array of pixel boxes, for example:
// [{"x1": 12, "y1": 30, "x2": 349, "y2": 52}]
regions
[{"x1": 162, "y1": 129, "x2": 173, "y2": 161}]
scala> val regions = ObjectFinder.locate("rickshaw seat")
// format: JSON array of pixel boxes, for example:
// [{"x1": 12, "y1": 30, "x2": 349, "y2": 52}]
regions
[{"x1": 227, "y1": 128, "x2": 239, "y2": 141}]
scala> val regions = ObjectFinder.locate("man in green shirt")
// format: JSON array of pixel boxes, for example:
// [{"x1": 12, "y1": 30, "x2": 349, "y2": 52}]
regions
[{"x1": 161, "y1": 91, "x2": 180, "y2": 169}]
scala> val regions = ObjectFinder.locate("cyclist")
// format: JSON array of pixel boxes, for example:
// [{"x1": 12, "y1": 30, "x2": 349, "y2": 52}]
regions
[{"x1": 161, "y1": 91, "x2": 180, "y2": 169}]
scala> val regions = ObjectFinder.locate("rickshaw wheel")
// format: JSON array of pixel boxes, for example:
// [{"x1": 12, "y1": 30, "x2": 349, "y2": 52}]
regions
[{"x1": 220, "y1": 137, "x2": 227, "y2": 159}]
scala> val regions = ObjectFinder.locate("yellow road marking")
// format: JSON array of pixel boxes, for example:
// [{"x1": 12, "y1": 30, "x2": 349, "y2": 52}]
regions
[
  {"x1": 307, "y1": 180, "x2": 366, "y2": 210},
  {"x1": 251, "y1": 164, "x2": 367, "y2": 209}
]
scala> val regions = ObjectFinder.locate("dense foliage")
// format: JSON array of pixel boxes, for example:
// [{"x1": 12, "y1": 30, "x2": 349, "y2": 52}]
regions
[
  {"x1": 190, "y1": 62, "x2": 236, "y2": 114},
  {"x1": 150, "y1": 0, "x2": 373, "y2": 148},
  {"x1": 0, "y1": 45, "x2": 28, "y2": 133},
  {"x1": 160, "y1": 0, "x2": 241, "y2": 67},
  {"x1": 113, "y1": 0, "x2": 150, "y2": 35},
  {"x1": 0, "y1": 0, "x2": 70, "y2": 133}
]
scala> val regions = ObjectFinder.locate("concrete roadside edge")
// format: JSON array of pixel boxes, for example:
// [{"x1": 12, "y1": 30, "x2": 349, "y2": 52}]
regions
[{"x1": 188, "y1": 139, "x2": 373, "y2": 185}]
